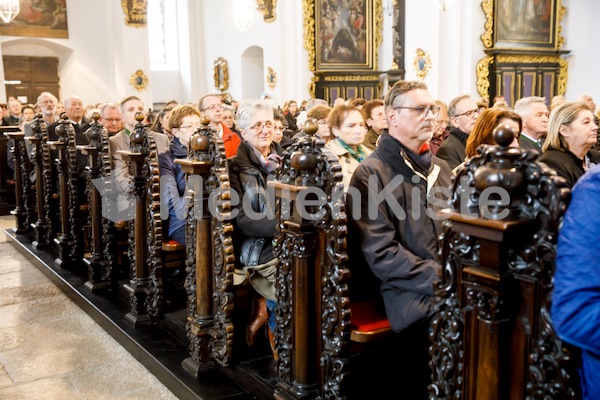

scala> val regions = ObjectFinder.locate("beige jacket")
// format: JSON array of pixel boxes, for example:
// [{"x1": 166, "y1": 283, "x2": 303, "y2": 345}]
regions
[
  {"x1": 109, "y1": 129, "x2": 169, "y2": 194},
  {"x1": 326, "y1": 139, "x2": 372, "y2": 192}
]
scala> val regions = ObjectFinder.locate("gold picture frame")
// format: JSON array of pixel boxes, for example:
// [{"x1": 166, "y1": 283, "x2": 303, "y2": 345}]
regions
[
  {"x1": 130, "y1": 69, "x2": 149, "y2": 91},
  {"x1": 481, "y1": 0, "x2": 566, "y2": 50},
  {"x1": 266, "y1": 67, "x2": 277, "y2": 89},
  {"x1": 303, "y1": 0, "x2": 383, "y2": 72},
  {"x1": 214, "y1": 57, "x2": 229, "y2": 92},
  {"x1": 0, "y1": 0, "x2": 69, "y2": 38}
]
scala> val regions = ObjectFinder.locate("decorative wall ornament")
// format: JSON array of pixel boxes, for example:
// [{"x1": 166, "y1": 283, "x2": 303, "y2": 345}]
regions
[
  {"x1": 122, "y1": 0, "x2": 148, "y2": 27},
  {"x1": 214, "y1": 58, "x2": 230, "y2": 92},
  {"x1": 256, "y1": 0, "x2": 276, "y2": 22},
  {"x1": 129, "y1": 70, "x2": 149, "y2": 91},
  {"x1": 413, "y1": 48, "x2": 432, "y2": 79},
  {"x1": 266, "y1": 67, "x2": 277, "y2": 89},
  {"x1": 303, "y1": 0, "x2": 383, "y2": 72}
]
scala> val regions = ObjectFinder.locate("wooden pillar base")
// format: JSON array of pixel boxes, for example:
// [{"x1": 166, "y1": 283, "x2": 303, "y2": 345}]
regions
[
  {"x1": 53, "y1": 235, "x2": 73, "y2": 268},
  {"x1": 11, "y1": 209, "x2": 28, "y2": 233},
  {"x1": 123, "y1": 282, "x2": 152, "y2": 326},
  {"x1": 182, "y1": 355, "x2": 216, "y2": 378},
  {"x1": 32, "y1": 221, "x2": 50, "y2": 248},
  {"x1": 274, "y1": 382, "x2": 319, "y2": 400},
  {"x1": 83, "y1": 257, "x2": 110, "y2": 293}
]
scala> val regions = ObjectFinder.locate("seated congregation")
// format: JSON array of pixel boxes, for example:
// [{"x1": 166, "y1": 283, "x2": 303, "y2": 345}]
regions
[{"x1": 4, "y1": 80, "x2": 597, "y2": 399}]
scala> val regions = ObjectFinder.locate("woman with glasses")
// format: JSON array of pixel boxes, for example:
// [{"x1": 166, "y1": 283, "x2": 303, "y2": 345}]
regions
[
  {"x1": 539, "y1": 102, "x2": 600, "y2": 188},
  {"x1": 273, "y1": 110, "x2": 293, "y2": 149},
  {"x1": 158, "y1": 104, "x2": 201, "y2": 245},
  {"x1": 326, "y1": 104, "x2": 372, "y2": 192},
  {"x1": 228, "y1": 99, "x2": 283, "y2": 358},
  {"x1": 465, "y1": 108, "x2": 521, "y2": 159},
  {"x1": 429, "y1": 100, "x2": 450, "y2": 156}
]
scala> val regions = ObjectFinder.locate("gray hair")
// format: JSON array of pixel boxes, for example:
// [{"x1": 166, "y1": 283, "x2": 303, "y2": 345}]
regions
[
  {"x1": 384, "y1": 80, "x2": 428, "y2": 110},
  {"x1": 448, "y1": 95, "x2": 472, "y2": 118},
  {"x1": 514, "y1": 96, "x2": 546, "y2": 117},
  {"x1": 236, "y1": 99, "x2": 274, "y2": 131},
  {"x1": 37, "y1": 91, "x2": 58, "y2": 106}
]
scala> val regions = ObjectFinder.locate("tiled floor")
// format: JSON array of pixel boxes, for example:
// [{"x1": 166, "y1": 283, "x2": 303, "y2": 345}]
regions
[{"x1": 0, "y1": 215, "x2": 178, "y2": 400}]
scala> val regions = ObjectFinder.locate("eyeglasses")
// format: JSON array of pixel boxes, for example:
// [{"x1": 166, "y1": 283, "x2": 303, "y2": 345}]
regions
[
  {"x1": 179, "y1": 124, "x2": 202, "y2": 130},
  {"x1": 393, "y1": 105, "x2": 441, "y2": 118},
  {"x1": 249, "y1": 121, "x2": 274, "y2": 132},
  {"x1": 102, "y1": 118, "x2": 122, "y2": 123},
  {"x1": 455, "y1": 108, "x2": 482, "y2": 118},
  {"x1": 202, "y1": 104, "x2": 224, "y2": 111},
  {"x1": 433, "y1": 119, "x2": 448, "y2": 125},
  {"x1": 274, "y1": 126, "x2": 285, "y2": 131}
]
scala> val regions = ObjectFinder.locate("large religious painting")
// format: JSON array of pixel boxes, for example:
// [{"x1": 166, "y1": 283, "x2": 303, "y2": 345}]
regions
[
  {"x1": 0, "y1": 0, "x2": 68, "y2": 39},
  {"x1": 481, "y1": 0, "x2": 565, "y2": 50},
  {"x1": 303, "y1": 0, "x2": 382, "y2": 71}
]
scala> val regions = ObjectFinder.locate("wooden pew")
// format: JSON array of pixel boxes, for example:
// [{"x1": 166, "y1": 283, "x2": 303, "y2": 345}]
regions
[
  {"x1": 4, "y1": 126, "x2": 35, "y2": 233},
  {"x1": 79, "y1": 113, "x2": 112, "y2": 292},
  {"x1": 268, "y1": 126, "x2": 394, "y2": 399},
  {"x1": 177, "y1": 116, "x2": 235, "y2": 374},
  {"x1": 428, "y1": 127, "x2": 580, "y2": 399},
  {"x1": 47, "y1": 115, "x2": 84, "y2": 268},
  {"x1": 118, "y1": 113, "x2": 187, "y2": 324},
  {"x1": 25, "y1": 115, "x2": 52, "y2": 248}
]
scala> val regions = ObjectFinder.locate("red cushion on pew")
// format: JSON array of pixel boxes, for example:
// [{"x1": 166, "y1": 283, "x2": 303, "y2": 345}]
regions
[
  {"x1": 350, "y1": 300, "x2": 391, "y2": 332},
  {"x1": 162, "y1": 239, "x2": 185, "y2": 251}
]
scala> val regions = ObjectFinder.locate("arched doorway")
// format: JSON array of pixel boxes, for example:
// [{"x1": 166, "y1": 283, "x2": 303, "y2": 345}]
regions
[{"x1": 241, "y1": 46, "x2": 264, "y2": 100}]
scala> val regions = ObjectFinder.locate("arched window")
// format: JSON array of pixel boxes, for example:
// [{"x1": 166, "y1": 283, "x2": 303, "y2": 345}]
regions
[{"x1": 148, "y1": 0, "x2": 179, "y2": 71}]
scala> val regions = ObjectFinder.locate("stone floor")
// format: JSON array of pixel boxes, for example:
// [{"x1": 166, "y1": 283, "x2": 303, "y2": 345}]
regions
[{"x1": 0, "y1": 215, "x2": 178, "y2": 400}]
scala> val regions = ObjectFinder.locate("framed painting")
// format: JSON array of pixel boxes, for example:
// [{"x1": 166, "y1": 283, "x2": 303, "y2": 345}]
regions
[
  {"x1": 481, "y1": 0, "x2": 565, "y2": 50},
  {"x1": 303, "y1": 0, "x2": 383, "y2": 72},
  {"x1": 0, "y1": 0, "x2": 68, "y2": 39}
]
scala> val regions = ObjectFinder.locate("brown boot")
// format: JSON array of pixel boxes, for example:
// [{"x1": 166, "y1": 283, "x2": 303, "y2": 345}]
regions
[
  {"x1": 247, "y1": 296, "x2": 268, "y2": 347},
  {"x1": 268, "y1": 325, "x2": 278, "y2": 360}
]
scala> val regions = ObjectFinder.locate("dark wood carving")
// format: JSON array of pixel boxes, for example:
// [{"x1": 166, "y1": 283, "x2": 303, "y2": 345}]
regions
[
  {"x1": 178, "y1": 116, "x2": 234, "y2": 374},
  {"x1": 80, "y1": 113, "x2": 111, "y2": 292},
  {"x1": 48, "y1": 114, "x2": 79, "y2": 268},
  {"x1": 26, "y1": 114, "x2": 50, "y2": 248},
  {"x1": 271, "y1": 120, "x2": 351, "y2": 399},
  {"x1": 5, "y1": 129, "x2": 29, "y2": 233},
  {"x1": 118, "y1": 113, "x2": 153, "y2": 326},
  {"x1": 429, "y1": 126, "x2": 578, "y2": 399}
]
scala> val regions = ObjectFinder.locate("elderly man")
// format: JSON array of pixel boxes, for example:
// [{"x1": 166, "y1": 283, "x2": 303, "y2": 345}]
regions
[
  {"x1": 436, "y1": 94, "x2": 481, "y2": 170},
  {"x1": 99, "y1": 103, "x2": 123, "y2": 137},
  {"x1": 198, "y1": 94, "x2": 240, "y2": 157},
  {"x1": 514, "y1": 96, "x2": 549, "y2": 151},
  {"x1": 347, "y1": 80, "x2": 452, "y2": 397},
  {"x1": 109, "y1": 96, "x2": 169, "y2": 194}
]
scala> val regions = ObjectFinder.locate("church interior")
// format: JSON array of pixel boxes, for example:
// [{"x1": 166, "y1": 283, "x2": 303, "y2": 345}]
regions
[{"x1": 0, "y1": 0, "x2": 598, "y2": 399}]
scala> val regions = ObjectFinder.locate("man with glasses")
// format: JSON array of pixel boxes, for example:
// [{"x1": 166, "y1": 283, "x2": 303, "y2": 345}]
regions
[
  {"x1": 198, "y1": 94, "x2": 240, "y2": 157},
  {"x1": 346, "y1": 80, "x2": 452, "y2": 397},
  {"x1": 436, "y1": 94, "x2": 481, "y2": 170},
  {"x1": 99, "y1": 103, "x2": 124, "y2": 137},
  {"x1": 109, "y1": 96, "x2": 169, "y2": 194},
  {"x1": 514, "y1": 96, "x2": 549, "y2": 151}
]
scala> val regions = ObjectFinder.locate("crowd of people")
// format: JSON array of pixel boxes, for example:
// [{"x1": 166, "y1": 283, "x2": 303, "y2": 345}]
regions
[{"x1": 2, "y1": 83, "x2": 599, "y2": 398}]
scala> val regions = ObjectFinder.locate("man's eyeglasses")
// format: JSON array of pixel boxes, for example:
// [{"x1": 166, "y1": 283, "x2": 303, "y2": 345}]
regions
[
  {"x1": 249, "y1": 121, "x2": 274, "y2": 132},
  {"x1": 179, "y1": 124, "x2": 202, "y2": 130},
  {"x1": 433, "y1": 119, "x2": 448, "y2": 126},
  {"x1": 102, "y1": 118, "x2": 122, "y2": 123},
  {"x1": 202, "y1": 104, "x2": 224, "y2": 111},
  {"x1": 393, "y1": 105, "x2": 441, "y2": 118},
  {"x1": 455, "y1": 108, "x2": 483, "y2": 118}
]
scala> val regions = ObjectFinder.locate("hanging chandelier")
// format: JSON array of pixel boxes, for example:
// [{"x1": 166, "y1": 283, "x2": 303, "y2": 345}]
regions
[
  {"x1": 434, "y1": 0, "x2": 456, "y2": 11},
  {"x1": 233, "y1": 0, "x2": 253, "y2": 33},
  {"x1": 0, "y1": 0, "x2": 20, "y2": 24}
]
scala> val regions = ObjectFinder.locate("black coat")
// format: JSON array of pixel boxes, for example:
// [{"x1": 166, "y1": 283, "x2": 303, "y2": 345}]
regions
[
  {"x1": 539, "y1": 148, "x2": 600, "y2": 188},
  {"x1": 347, "y1": 132, "x2": 452, "y2": 332},
  {"x1": 228, "y1": 141, "x2": 282, "y2": 266},
  {"x1": 435, "y1": 127, "x2": 468, "y2": 170}
]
